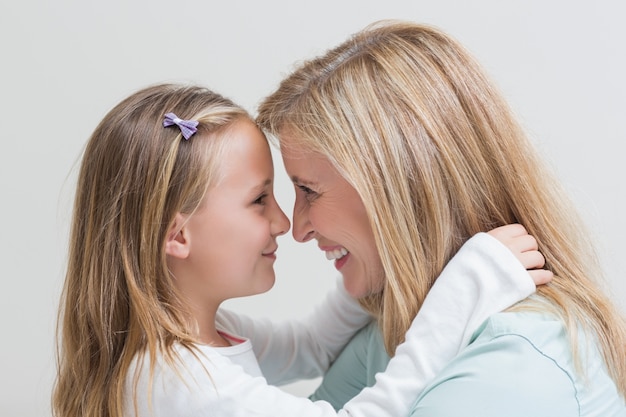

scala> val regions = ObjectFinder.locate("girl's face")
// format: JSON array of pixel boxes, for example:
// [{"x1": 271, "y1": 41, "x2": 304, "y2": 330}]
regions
[
  {"x1": 176, "y1": 119, "x2": 290, "y2": 306},
  {"x1": 280, "y1": 139, "x2": 384, "y2": 299}
]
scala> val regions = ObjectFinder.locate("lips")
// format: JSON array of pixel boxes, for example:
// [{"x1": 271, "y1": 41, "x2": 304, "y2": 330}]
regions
[
  {"x1": 320, "y1": 245, "x2": 349, "y2": 261},
  {"x1": 325, "y1": 247, "x2": 348, "y2": 260},
  {"x1": 334, "y1": 252, "x2": 350, "y2": 270},
  {"x1": 318, "y1": 244, "x2": 350, "y2": 272},
  {"x1": 262, "y1": 246, "x2": 278, "y2": 256}
]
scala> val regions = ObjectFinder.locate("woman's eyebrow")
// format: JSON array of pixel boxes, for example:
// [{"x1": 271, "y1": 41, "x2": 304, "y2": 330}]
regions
[{"x1": 290, "y1": 176, "x2": 318, "y2": 187}]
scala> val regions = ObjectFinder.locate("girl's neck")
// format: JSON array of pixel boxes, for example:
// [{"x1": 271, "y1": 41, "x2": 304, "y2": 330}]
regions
[
  {"x1": 199, "y1": 327, "x2": 232, "y2": 347},
  {"x1": 189, "y1": 305, "x2": 232, "y2": 347}
]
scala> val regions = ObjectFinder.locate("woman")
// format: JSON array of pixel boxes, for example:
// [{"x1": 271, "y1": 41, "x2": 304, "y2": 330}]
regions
[{"x1": 256, "y1": 20, "x2": 626, "y2": 416}]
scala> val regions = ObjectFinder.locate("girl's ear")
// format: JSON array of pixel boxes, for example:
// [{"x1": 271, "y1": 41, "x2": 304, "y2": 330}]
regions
[{"x1": 165, "y1": 213, "x2": 190, "y2": 259}]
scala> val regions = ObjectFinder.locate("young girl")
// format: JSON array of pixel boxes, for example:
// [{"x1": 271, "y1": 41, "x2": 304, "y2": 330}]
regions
[{"x1": 53, "y1": 83, "x2": 549, "y2": 417}]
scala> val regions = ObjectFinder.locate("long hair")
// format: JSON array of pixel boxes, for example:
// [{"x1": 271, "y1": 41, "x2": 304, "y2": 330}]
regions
[
  {"x1": 53, "y1": 84, "x2": 249, "y2": 417},
  {"x1": 257, "y1": 21, "x2": 626, "y2": 395}
]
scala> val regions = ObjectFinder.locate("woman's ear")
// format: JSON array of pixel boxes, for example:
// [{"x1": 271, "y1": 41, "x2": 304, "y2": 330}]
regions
[{"x1": 165, "y1": 213, "x2": 190, "y2": 259}]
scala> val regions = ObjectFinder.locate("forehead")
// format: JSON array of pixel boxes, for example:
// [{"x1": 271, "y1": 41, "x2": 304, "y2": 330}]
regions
[
  {"x1": 281, "y1": 148, "x2": 341, "y2": 189},
  {"x1": 276, "y1": 126, "x2": 346, "y2": 183},
  {"x1": 277, "y1": 127, "x2": 318, "y2": 162},
  {"x1": 216, "y1": 119, "x2": 274, "y2": 181}
]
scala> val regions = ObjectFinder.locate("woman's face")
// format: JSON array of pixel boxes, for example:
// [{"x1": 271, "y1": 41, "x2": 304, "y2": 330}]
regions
[{"x1": 280, "y1": 138, "x2": 385, "y2": 298}]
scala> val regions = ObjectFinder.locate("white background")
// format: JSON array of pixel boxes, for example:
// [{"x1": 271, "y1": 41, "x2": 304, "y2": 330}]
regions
[{"x1": 1, "y1": 1, "x2": 625, "y2": 415}]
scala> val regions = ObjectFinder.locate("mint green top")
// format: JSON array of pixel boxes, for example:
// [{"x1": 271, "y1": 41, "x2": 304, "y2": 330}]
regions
[{"x1": 311, "y1": 311, "x2": 625, "y2": 416}]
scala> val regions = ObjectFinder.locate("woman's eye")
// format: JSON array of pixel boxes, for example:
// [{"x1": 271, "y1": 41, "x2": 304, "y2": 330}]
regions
[
  {"x1": 297, "y1": 185, "x2": 318, "y2": 200},
  {"x1": 298, "y1": 185, "x2": 313, "y2": 194}
]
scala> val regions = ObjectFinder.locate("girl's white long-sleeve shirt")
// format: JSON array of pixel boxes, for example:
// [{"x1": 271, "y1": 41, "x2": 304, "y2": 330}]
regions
[{"x1": 124, "y1": 233, "x2": 535, "y2": 417}]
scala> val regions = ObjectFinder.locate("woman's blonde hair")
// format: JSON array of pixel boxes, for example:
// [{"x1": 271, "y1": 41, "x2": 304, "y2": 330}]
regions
[
  {"x1": 53, "y1": 84, "x2": 249, "y2": 417},
  {"x1": 257, "y1": 20, "x2": 626, "y2": 395}
]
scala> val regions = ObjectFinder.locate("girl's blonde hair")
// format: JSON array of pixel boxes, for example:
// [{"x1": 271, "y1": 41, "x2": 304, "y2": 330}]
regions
[
  {"x1": 257, "y1": 20, "x2": 626, "y2": 395},
  {"x1": 53, "y1": 84, "x2": 249, "y2": 417}
]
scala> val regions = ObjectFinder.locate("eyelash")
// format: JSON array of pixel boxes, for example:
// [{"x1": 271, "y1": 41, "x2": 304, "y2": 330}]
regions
[
  {"x1": 253, "y1": 193, "x2": 268, "y2": 205},
  {"x1": 297, "y1": 185, "x2": 318, "y2": 200}
]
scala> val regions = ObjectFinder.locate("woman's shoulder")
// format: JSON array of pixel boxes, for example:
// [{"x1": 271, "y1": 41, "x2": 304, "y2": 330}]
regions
[
  {"x1": 472, "y1": 311, "x2": 567, "y2": 351},
  {"x1": 410, "y1": 312, "x2": 625, "y2": 417}
]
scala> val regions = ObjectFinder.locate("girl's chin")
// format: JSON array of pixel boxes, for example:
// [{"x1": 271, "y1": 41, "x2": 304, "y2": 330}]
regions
[
  {"x1": 249, "y1": 273, "x2": 276, "y2": 296},
  {"x1": 259, "y1": 277, "x2": 276, "y2": 294}
]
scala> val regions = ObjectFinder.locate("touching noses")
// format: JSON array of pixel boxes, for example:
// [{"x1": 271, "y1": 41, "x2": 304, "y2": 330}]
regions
[{"x1": 291, "y1": 194, "x2": 315, "y2": 243}]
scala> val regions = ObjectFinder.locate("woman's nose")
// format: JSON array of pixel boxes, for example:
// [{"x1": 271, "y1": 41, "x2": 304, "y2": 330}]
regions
[{"x1": 291, "y1": 197, "x2": 314, "y2": 242}]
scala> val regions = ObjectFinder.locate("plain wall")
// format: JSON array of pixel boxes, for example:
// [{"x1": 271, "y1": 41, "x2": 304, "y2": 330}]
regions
[{"x1": 1, "y1": 0, "x2": 624, "y2": 415}]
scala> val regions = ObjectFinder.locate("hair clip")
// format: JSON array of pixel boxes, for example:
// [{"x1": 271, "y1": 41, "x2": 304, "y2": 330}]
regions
[{"x1": 163, "y1": 112, "x2": 199, "y2": 140}]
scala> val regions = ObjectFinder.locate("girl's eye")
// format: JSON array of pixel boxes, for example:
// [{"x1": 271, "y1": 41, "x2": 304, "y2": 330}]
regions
[{"x1": 253, "y1": 193, "x2": 268, "y2": 205}]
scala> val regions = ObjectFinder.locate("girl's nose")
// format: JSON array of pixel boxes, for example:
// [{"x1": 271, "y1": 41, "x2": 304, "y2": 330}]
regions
[{"x1": 271, "y1": 201, "x2": 290, "y2": 237}]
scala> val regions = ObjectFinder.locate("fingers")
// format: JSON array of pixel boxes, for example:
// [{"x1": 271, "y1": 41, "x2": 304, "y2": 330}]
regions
[
  {"x1": 487, "y1": 223, "x2": 528, "y2": 241},
  {"x1": 515, "y1": 243, "x2": 545, "y2": 270},
  {"x1": 528, "y1": 269, "x2": 554, "y2": 286},
  {"x1": 507, "y1": 235, "x2": 540, "y2": 259},
  {"x1": 488, "y1": 224, "x2": 539, "y2": 260},
  {"x1": 487, "y1": 223, "x2": 553, "y2": 286}
]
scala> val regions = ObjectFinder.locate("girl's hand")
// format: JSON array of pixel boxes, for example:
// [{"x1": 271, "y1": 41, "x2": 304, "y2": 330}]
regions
[{"x1": 488, "y1": 224, "x2": 553, "y2": 286}]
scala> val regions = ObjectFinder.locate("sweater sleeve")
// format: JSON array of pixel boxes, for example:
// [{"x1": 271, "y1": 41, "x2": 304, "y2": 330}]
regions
[
  {"x1": 339, "y1": 232, "x2": 535, "y2": 417},
  {"x1": 132, "y1": 233, "x2": 536, "y2": 417},
  {"x1": 216, "y1": 278, "x2": 372, "y2": 385}
]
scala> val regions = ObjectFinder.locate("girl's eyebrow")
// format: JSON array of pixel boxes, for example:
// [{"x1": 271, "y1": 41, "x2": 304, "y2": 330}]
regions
[{"x1": 250, "y1": 179, "x2": 272, "y2": 194}]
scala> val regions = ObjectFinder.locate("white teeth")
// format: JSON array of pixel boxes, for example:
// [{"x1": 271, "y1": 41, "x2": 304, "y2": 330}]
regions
[{"x1": 325, "y1": 247, "x2": 348, "y2": 260}]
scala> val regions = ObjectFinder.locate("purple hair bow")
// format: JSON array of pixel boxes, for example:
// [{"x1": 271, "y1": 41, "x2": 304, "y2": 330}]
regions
[{"x1": 163, "y1": 112, "x2": 199, "y2": 140}]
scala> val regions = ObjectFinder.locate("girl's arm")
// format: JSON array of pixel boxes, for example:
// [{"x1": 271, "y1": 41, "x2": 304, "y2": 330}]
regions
[
  {"x1": 218, "y1": 225, "x2": 547, "y2": 393},
  {"x1": 217, "y1": 277, "x2": 372, "y2": 385},
  {"x1": 141, "y1": 227, "x2": 547, "y2": 417},
  {"x1": 341, "y1": 230, "x2": 540, "y2": 417}
]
